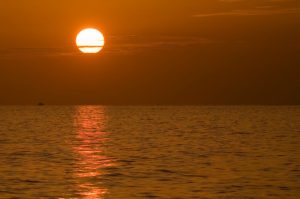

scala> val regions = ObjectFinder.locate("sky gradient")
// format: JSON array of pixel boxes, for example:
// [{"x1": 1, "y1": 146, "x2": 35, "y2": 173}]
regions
[{"x1": 0, "y1": 0, "x2": 299, "y2": 105}]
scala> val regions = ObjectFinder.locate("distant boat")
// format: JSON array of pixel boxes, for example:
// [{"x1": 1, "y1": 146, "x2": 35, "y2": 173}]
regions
[{"x1": 37, "y1": 102, "x2": 45, "y2": 106}]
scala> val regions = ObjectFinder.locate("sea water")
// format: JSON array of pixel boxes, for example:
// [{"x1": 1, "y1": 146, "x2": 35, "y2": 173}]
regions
[{"x1": 0, "y1": 106, "x2": 299, "y2": 198}]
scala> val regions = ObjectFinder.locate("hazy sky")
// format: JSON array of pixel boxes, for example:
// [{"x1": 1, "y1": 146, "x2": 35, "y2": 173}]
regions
[{"x1": 0, "y1": 0, "x2": 299, "y2": 105}]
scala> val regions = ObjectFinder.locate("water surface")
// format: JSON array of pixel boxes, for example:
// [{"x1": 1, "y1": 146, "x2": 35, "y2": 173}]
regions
[{"x1": 0, "y1": 106, "x2": 299, "y2": 198}]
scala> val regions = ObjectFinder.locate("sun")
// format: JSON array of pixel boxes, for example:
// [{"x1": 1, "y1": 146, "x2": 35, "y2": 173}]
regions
[{"x1": 76, "y1": 28, "x2": 105, "y2": 54}]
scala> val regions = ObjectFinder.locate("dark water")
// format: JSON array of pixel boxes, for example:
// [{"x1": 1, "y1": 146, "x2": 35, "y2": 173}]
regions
[{"x1": 0, "y1": 106, "x2": 299, "y2": 198}]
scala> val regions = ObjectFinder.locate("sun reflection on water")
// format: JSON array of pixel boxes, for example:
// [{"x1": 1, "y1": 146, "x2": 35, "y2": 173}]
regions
[{"x1": 73, "y1": 106, "x2": 114, "y2": 199}]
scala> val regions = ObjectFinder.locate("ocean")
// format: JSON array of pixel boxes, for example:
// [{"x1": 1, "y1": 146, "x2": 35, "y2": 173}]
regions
[{"x1": 0, "y1": 106, "x2": 299, "y2": 198}]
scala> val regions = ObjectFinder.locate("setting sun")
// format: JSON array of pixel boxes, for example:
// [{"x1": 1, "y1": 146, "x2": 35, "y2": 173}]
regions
[
  {"x1": 0, "y1": 0, "x2": 299, "y2": 198},
  {"x1": 76, "y1": 28, "x2": 105, "y2": 54}
]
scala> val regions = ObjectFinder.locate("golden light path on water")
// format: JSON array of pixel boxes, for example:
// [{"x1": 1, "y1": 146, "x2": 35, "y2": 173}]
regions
[{"x1": 73, "y1": 106, "x2": 114, "y2": 199}]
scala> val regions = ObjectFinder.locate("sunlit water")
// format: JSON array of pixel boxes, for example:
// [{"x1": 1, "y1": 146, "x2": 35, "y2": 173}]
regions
[{"x1": 0, "y1": 106, "x2": 299, "y2": 198}]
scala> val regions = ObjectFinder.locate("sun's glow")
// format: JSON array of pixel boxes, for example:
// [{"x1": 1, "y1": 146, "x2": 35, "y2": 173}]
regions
[{"x1": 76, "y1": 28, "x2": 105, "y2": 54}]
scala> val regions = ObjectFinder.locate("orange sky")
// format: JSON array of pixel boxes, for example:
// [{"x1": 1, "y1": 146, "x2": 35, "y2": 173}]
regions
[{"x1": 0, "y1": 0, "x2": 299, "y2": 105}]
